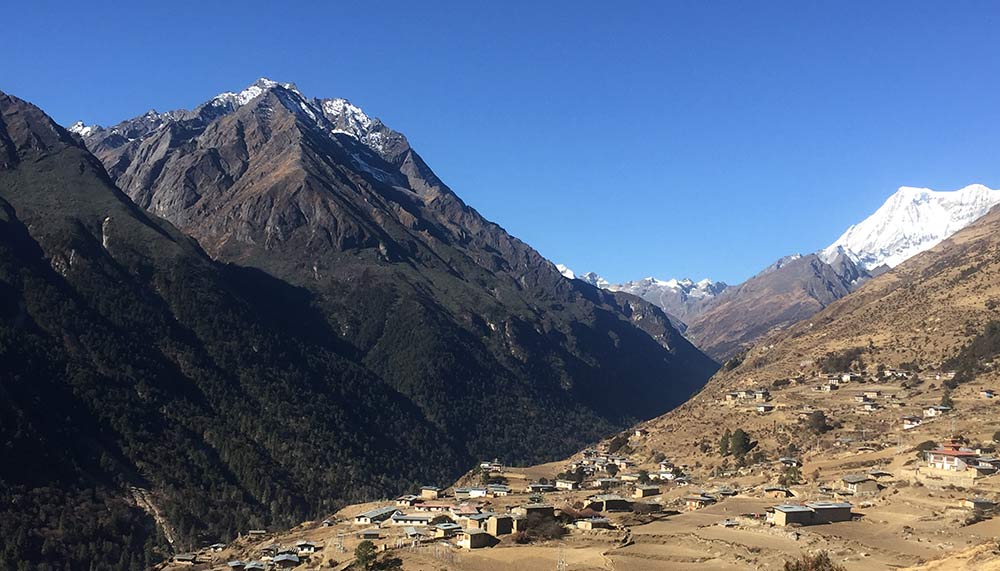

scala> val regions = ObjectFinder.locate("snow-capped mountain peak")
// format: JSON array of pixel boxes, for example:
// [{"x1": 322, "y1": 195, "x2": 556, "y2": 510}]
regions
[
  {"x1": 554, "y1": 264, "x2": 610, "y2": 288},
  {"x1": 578, "y1": 272, "x2": 610, "y2": 288},
  {"x1": 68, "y1": 121, "x2": 98, "y2": 137},
  {"x1": 211, "y1": 77, "x2": 299, "y2": 108},
  {"x1": 554, "y1": 264, "x2": 727, "y2": 322},
  {"x1": 555, "y1": 264, "x2": 576, "y2": 279},
  {"x1": 820, "y1": 184, "x2": 1000, "y2": 270}
]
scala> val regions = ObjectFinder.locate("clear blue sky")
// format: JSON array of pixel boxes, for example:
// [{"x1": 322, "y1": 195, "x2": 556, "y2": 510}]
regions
[{"x1": 6, "y1": 2, "x2": 999, "y2": 284}]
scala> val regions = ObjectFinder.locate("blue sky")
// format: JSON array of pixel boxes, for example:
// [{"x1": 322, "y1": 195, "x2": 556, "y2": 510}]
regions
[{"x1": 6, "y1": 2, "x2": 999, "y2": 283}]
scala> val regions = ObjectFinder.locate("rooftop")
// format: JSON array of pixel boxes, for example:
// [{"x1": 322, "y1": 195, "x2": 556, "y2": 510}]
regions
[
  {"x1": 773, "y1": 504, "x2": 813, "y2": 513},
  {"x1": 806, "y1": 501, "x2": 852, "y2": 509},
  {"x1": 357, "y1": 506, "x2": 399, "y2": 518}
]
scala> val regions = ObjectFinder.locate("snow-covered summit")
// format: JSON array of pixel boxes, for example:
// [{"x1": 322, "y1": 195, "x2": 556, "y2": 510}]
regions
[
  {"x1": 820, "y1": 184, "x2": 1000, "y2": 270},
  {"x1": 553, "y1": 264, "x2": 726, "y2": 323},
  {"x1": 578, "y1": 272, "x2": 610, "y2": 289},
  {"x1": 211, "y1": 77, "x2": 299, "y2": 108},
  {"x1": 555, "y1": 264, "x2": 610, "y2": 288},
  {"x1": 614, "y1": 276, "x2": 727, "y2": 299},
  {"x1": 555, "y1": 264, "x2": 576, "y2": 279},
  {"x1": 69, "y1": 121, "x2": 98, "y2": 137}
]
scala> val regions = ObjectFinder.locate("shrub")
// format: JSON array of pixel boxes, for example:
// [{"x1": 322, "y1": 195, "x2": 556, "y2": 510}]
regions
[
  {"x1": 817, "y1": 348, "x2": 865, "y2": 374},
  {"x1": 804, "y1": 411, "x2": 832, "y2": 434},
  {"x1": 520, "y1": 513, "x2": 566, "y2": 542},
  {"x1": 607, "y1": 435, "x2": 629, "y2": 454},
  {"x1": 354, "y1": 541, "x2": 376, "y2": 570},
  {"x1": 783, "y1": 552, "x2": 846, "y2": 571},
  {"x1": 778, "y1": 466, "x2": 802, "y2": 486}
]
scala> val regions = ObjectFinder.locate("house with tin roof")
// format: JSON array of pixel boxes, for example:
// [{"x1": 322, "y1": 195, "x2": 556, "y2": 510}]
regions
[{"x1": 354, "y1": 506, "x2": 399, "y2": 525}]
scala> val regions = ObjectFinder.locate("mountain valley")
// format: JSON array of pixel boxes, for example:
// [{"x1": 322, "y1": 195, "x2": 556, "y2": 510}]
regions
[
  {"x1": 180, "y1": 201, "x2": 1000, "y2": 571},
  {"x1": 0, "y1": 84, "x2": 717, "y2": 570}
]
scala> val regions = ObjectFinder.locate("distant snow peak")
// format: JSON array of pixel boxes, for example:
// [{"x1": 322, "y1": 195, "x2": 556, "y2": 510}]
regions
[
  {"x1": 212, "y1": 77, "x2": 299, "y2": 108},
  {"x1": 578, "y1": 272, "x2": 610, "y2": 289},
  {"x1": 821, "y1": 183, "x2": 1000, "y2": 269},
  {"x1": 69, "y1": 121, "x2": 98, "y2": 137},
  {"x1": 555, "y1": 264, "x2": 576, "y2": 279},
  {"x1": 617, "y1": 276, "x2": 726, "y2": 299}
]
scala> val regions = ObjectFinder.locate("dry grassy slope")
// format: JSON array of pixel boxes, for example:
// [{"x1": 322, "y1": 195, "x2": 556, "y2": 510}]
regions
[
  {"x1": 722, "y1": 204, "x2": 1000, "y2": 381},
  {"x1": 899, "y1": 544, "x2": 1000, "y2": 571},
  {"x1": 685, "y1": 253, "x2": 860, "y2": 361},
  {"x1": 587, "y1": 205, "x2": 1000, "y2": 478}
]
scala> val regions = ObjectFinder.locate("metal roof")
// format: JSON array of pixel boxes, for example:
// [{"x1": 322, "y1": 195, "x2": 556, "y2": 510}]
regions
[
  {"x1": 357, "y1": 506, "x2": 399, "y2": 519},
  {"x1": 806, "y1": 501, "x2": 852, "y2": 509},
  {"x1": 773, "y1": 504, "x2": 812, "y2": 513}
]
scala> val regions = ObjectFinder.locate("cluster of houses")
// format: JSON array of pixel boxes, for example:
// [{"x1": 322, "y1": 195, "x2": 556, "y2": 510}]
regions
[
  {"x1": 345, "y1": 480, "x2": 634, "y2": 551},
  {"x1": 352, "y1": 497, "x2": 511, "y2": 550},
  {"x1": 723, "y1": 388, "x2": 776, "y2": 413},
  {"x1": 567, "y1": 451, "x2": 689, "y2": 488},
  {"x1": 924, "y1": 439, "x2": 1000, "y2": 478},
  {"x1": 724, "y1": 388, "x2": 771, "y2": 403},
  {"x1": 173, "y1": 539, "x2": 321, "y2": 569},
  {"x1": 569, "y1": 449, "x2": 636, "y2": 475},
  {"x1": 853, "y1": 390, "x2": 885, "y2": 413},
  {"x1": 901, "y1": 403, "x2": 960, "y2": 430}
]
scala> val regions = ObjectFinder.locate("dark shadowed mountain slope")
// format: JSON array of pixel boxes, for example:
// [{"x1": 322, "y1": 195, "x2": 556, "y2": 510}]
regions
[
  {"x1": 78, "y1": 79, "x2": 718, "y2": 432},
  {"x1": 0, "y1": 90, "x2": 466, "y2": 569},
  {"x1": 684, "y1": 253, "x2": 870, "y2": 361}
]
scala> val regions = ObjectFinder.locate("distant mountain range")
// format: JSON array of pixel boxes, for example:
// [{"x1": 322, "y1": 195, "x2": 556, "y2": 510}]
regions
[
  {"x1": 556, "y1": 265, "x2": 727, "y2": 329},
  {"x1": 563, "y1": 183, "x2": 999, "y2": 360}
]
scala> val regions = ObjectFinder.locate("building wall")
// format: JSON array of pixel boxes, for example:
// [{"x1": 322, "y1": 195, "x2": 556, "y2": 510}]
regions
[
  {"x1": 487, "y1": 517, "x2": 512, "y2": 536},
  {"x1": 811, "y1": 507, "x2": 851, "y2": 523}
]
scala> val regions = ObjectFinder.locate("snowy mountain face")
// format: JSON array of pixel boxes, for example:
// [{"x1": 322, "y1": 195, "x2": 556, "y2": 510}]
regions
[
  {"x1": 555, "y1": 264, "x2": 576, "y2": 280},
  {"x1": 578, "y1": 272, "x2": 611, "y2": 289},
  {"x1": 555, "y1": 265, "x2": 726, "y2": 324},
  {"x1": 820, "y1": 184, "x2": 1000, "y2": 270},
  {"x1": 610, "y1": 277, "x2": 728, "y2": 324}
]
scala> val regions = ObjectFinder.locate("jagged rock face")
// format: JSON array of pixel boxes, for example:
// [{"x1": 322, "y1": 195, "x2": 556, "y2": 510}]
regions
[
  {"x1": 78, "y1": 79, "x2": 719, "y2": 443},
  {"x1": 684, "y1": 254, "x2": 870, "y2": 361},
  {"x1": 83, "y1": 82, "x2": 546, "y2": 282}
]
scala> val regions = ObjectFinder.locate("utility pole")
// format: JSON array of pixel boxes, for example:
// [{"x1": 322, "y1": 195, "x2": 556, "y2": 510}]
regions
[{"x1": 556, "y1": 545, "x2": 567, "y2": 571}]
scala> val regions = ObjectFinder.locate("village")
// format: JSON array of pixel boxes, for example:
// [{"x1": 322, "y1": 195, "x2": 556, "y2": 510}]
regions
[{"x1": 157, "y1": 364, "x2": 1000, "y2": 571}]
